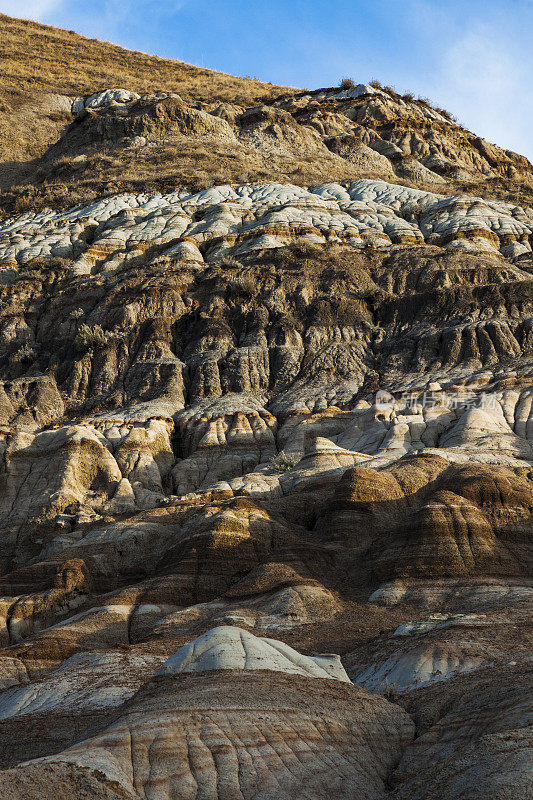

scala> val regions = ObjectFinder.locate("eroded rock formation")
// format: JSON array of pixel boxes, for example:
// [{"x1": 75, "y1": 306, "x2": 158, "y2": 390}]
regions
[{"x1": 0, "y1": 13, "x2": 531, "y2": 800}]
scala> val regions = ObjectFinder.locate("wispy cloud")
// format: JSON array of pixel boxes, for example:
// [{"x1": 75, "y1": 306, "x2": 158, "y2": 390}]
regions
[
  {"x1": 434, "y1": 25, "x2": 532, "y2": 159},
  {"x1": 0, "y1": 0, "x2": 63, "y2": 16}
]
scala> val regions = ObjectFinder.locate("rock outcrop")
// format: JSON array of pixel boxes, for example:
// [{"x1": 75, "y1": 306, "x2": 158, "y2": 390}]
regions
[
  {"x1": 0, "y1": 668, "x2": 414, "y2": 800},
  {"x1": 156, "y1": 625, "x2": 351, "y2": 681}
]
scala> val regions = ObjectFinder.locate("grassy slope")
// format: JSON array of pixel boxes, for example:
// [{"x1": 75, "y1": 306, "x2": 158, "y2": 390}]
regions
[
  {"x1": 0, "y1": 13, "x2": 293, "y2": 163},
  {"x1": 0, "y1": 14, "x2": 531, "y2": 214}
]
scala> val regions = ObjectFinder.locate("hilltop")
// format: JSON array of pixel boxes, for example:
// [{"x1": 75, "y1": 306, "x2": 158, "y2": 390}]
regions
[
  {"x1": 0, "y1": 14, "x2": 532, "y2": 214},
  {"x1": 0, "y1": 13, "x2": 293, "y2": 200}
]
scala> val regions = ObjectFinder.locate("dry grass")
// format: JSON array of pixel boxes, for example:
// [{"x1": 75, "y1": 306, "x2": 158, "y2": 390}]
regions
[
  {"x1": 366, "y1": 80, "x2": 458, "y2": 123},
  {"x1": 0, "y1": 105, "x2": 376, "y2": 215},
  {"x1": 0, "y1": 14, "x2": 291, "y2": 104},
  {"x1": 0, "y1": 14, "x2": 366, "y2": 211},
  {"x1": 0, "y1": 14, "x2": 530, "y2": 217},
  {"x1": 0, "y1": 13, "x2": 295, "y2": 165}
]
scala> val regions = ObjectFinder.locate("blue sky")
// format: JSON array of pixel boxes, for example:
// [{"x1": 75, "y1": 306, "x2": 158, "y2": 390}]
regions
[{"x1": 2, "y1": 0, "x2": 532, "y2": 160}]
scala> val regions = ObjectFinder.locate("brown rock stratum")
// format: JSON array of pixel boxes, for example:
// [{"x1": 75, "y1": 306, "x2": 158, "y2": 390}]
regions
[{"x1": 0, "y1": 13, "x2": 531, "y2": 800}]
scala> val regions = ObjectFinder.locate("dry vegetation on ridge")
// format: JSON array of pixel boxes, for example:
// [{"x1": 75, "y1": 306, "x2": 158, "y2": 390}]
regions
[
  {"x1": 1, "y1": 13, "x2": 533, "y2": 216},
  {"x1": 0, "y1": 12, "x2": 294, "y2": 184}
]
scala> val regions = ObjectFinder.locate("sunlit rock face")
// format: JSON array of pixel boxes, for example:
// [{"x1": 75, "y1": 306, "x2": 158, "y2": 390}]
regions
[
  {"x1": 1, "y1": 180, "x2": 531, "y2": 274},
  {"x1": 0, "y1": 17, "x2": 532, "y2": 800}
]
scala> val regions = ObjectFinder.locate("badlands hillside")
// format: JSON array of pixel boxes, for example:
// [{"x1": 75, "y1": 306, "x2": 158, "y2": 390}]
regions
[{"x1": 0, "y1": 13, "x2": 531, "y2": 800}]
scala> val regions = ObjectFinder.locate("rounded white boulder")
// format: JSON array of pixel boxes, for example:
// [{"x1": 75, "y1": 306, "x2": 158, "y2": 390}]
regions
[{"x1": 156, "y1": 625, "x2": 351, "y2": 682}]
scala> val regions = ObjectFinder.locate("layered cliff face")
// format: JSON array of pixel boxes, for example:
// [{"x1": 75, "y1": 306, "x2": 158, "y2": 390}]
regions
[{"x1": 0, "y1": 13, "x2": 531, "y2": 800}]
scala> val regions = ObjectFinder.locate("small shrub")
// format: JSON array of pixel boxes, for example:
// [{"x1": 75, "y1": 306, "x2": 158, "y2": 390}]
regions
[
  {"x1": 47, "y1": 110, "x2": 72, "y2": 123},
  {"x1": 401, "y1": 200, "x2": 427, "y2": 221},
  {"x1": 75, "y1": 323, "x2": 121, "y2": 350},
  {"x1": 311, "y1": 296, "x2": 367, "y2": 327},
  {"x1": 270, "y1": 452, "x2": 300, "y2": 473},
  {"x1": 219, "y1": 255, "x2": 243, "y2": 269},
  {"x1": 294, "y1": 240, "x2": 320, "y2": 256},
  {"x1": 13, "y1": 344, "x2": 36, "y2": 363},
  {"x1": 70, "y1": 307, "x2": 85, "y2": 319},
  {"x1": 402, "y1": 92, "x2": 415, "y2": 102},
  {"x1": 52, "y1": 156, "x2": 75, "y2": 176},
  {"x1": 46, "y1": 256, "x2": 71, "y2": 271},
  {"x1": 286, "y1": 240, "x2": 324, "y2": 261},
  {"x1": 340, "y1": 77, "x2": 355, "y2": 90},
  {"x1": 435, "y1": 107, "x2": 457, "y2": 122},
  {"x1": 228, "y1": 273, "x2": 255, "y2": 297},
  {"x1": 266, "y1": 239, "x2": 327, "y2": 271},
  {"x1": 369, "y1": 79, "x2": 383, "y2": 89}
]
